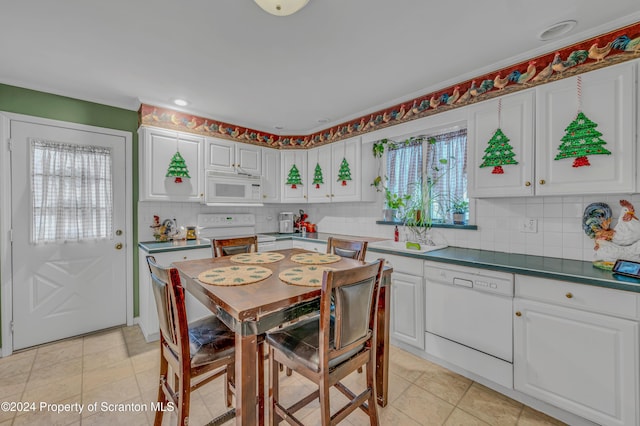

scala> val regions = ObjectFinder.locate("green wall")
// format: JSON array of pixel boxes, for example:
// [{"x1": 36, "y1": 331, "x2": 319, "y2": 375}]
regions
[{"x1": 0, "y1": 84, "x2": 140, "y2": 348}]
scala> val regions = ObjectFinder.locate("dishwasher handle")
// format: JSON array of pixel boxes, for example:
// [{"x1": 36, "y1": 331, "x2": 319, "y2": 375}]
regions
[{"x1": 453, "y1": 277, "x2": 473, "y2": 288}]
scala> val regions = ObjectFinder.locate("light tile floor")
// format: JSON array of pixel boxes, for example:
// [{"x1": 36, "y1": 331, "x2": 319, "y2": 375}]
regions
[{"x1": 0, "y1": 325, "x2": 566, "y2": 425}]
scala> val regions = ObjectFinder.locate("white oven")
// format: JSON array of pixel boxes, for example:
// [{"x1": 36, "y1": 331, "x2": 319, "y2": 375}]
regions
[
  {"x1": 424, "y1": 261, "x2": 514, "y2": 387},
  {"x1": 204, "y1": 171, "x2": 263, "y2": 206}
]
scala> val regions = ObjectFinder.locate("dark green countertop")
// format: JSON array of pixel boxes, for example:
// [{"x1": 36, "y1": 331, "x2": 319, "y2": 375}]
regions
[
  {"x1": 138, "y1": 233, "x2": 640, "y2": 293},
  {"x1": 138, "y1": 239, "x2": 211, "y2": 254}
]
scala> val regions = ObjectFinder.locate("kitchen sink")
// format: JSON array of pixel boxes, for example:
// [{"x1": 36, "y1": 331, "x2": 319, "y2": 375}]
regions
[{"x1": 368, "y1": 239, "x2": 447, "y2": 254}]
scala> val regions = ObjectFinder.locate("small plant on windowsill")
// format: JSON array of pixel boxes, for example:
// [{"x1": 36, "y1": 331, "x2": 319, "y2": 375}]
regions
[
  {"x1": 450, "y1": 198, "x2": 469, "y2": 225},
  {"x1": 384, "y1": 188, "x2": 411, "y2": 222}
]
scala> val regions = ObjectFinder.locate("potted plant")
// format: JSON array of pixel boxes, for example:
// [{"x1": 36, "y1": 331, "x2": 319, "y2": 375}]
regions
[
  {"x1": 450, "y1": 198, "x2": 469, "y2": 225},
  {"x1": 383, "y1": 188, "x2": 410, "y2": 222}
]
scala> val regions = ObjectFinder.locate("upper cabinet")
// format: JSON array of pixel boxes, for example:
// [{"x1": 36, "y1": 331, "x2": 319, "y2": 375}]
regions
[
  {"x1": 306, "y1": 137, "x2": 364, "y2": 203},
  {"x1": 468, "y1": 90, "x2": 535, "y2": 198},
  {"x1": 468, "y1": 61, "x2": 637, "y2": 197},
  {"x1": 535, "y1": 62, "x2": 636, "y2": 195},
  {"x1": 281, "y1": 149, "x2": 308, "y2": 203},
  {"x1": 262, "y1": 147, "x2": 281, "y2": 203},
  {"x1": 139, "y1": 126, "x2": 203, "y2": 202},
  {"x1": 205, "y1": 137, "x2": 261, "y2": 176}
]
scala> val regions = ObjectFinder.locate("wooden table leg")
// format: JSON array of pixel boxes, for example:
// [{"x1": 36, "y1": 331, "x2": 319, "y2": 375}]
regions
[
  {"x1": 235, "y1": 333, "x2": 258, "y2": 425},
  {"x1": 375, "y1": 272, "x2": 391, "y2": 407}
]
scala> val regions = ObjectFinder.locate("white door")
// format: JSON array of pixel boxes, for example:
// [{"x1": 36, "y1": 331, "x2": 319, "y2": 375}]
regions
[{"x1": 11, "y1": 120, "x2": 127, "y2": 350}]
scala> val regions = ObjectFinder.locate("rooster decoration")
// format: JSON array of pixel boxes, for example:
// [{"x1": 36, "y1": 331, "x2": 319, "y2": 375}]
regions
[{"x1": 583, "y1": 200, "x2": 640, "y2": 265}]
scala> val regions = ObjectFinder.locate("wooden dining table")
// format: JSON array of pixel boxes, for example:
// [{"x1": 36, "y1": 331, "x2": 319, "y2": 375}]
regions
[{"x1": 173, "y1": 248, "x2": 392, "y2": 425}]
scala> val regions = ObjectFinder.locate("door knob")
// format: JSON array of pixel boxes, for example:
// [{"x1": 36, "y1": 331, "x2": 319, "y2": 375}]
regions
[
  {"x1": 115, "y1": 229, "x2": 123, "y2": 236},
  {"x1": 515, "y1": 311, "x2": 522, "y2": 317},
  {"x1": 115, "y1": 243, "x2": 123, "y2": 250}
]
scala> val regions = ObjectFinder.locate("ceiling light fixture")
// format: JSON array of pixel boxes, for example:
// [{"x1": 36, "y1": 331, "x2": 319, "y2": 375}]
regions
[
  {"x1": 538, "y1": 20, "x2": 577, "y2": 41},
  {"x1": 254, "y1": 0, "x2": 309, "y2": 16},
  {"x1": 172, "y1": 98, "x2": 189, "y2": 107}
]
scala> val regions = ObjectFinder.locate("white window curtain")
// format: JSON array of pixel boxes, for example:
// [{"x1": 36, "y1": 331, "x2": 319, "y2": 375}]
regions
[
  {"x1": 31, "y1": 139, "x2": 113, "y2": 243},
  {"x1": 425, "y1": 129, "x2": 467, "y2": 221},
  {"x1": 387, "y1": 140, "x2": 422, "y2": 200}
]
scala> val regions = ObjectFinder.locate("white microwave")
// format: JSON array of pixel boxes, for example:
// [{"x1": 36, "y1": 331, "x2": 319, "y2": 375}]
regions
[{"x1": 204, "y1": 171, "x2": 263, "y2": 206}]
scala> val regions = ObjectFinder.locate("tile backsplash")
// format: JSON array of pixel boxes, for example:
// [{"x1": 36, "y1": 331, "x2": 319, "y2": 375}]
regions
[{"x1": 139, "y1": 192, "x2": 640, "y2": 262}]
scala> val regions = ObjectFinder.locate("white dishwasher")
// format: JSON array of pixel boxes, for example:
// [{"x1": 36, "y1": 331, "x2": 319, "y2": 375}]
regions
[{"x1": 424, "y1": 261, "x2": 514, "y2": 386}]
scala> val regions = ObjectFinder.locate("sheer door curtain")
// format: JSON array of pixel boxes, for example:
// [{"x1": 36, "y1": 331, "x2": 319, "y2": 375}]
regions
[{"x1": 31, "y1": 139, "x2": 113, "y2": 243}]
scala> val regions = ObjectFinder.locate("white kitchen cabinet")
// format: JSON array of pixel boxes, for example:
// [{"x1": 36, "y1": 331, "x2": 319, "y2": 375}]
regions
[
  {"x1": 331, "y1": 137, "x2": 362, "y2": 201},
  {"x1": 535, "y1": 61, "x2": 636, "y2": 195},
  {"x1": 262, "y1": 147, "x2": 280, "y2": 202},
  {"x1": 306, "y1": 136, "x2": 374, "y2": 203},
  {"x1": 366, "y1": 252, "x2": 424, "y2": 350},
  {"x1": 139, "y1": 126, "x2": 203, "y2": 202},
  {"x1": 281, "y1": 150, "x2": 308, "y2": 203},
  {"x1": 138, "y1": 247, "x2": 212, "y2": 342},
  {"x1": 205, "y1": 137, "x2": 262, "y2": 176},
  {"x1": 467, "y1": 90, "x2": 535, "y2": 197},
  {"x1": 306, "y1": 144, "x2": 332, "y2": 203},
  {"x1": 292, "y1": 239, "x2": 325, "y2": 252},
  {"x1": 514, "y1": 275, "x2": 639, "y2": 426}
]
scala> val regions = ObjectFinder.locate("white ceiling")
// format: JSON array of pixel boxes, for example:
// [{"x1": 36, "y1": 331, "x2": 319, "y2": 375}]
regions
[{"x1": 2, "y1": 1, "x2": 640, "y2": 135}]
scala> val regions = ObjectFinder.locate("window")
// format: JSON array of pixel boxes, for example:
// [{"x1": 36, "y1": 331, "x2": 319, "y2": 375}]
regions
[
  {"x1": 31, "y1": 139, "x2": 113, "y2": 243},
  {"x1": 386, "y1": 128, "x2": 467, "y2": 224}
]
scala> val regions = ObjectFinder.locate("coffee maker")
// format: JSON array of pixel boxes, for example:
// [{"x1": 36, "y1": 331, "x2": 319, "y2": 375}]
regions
[{"x1": 278, "y1": 212, "x2": 294, "y2": 233}]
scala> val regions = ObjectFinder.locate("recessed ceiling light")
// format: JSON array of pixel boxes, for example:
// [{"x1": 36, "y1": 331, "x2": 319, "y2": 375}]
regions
[
  {"x1": 172, "y1": 98, "x2": 189, "y2": 107},
  {"x1": 538, "y1": 20, "x2": 577, "y2": 41}
]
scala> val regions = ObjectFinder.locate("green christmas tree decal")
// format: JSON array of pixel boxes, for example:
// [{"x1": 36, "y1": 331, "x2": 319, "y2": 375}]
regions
[
  {"x1": 337, "y1": 158, "x2": 352, "y2": 186},
  {"x1": 166, "y1": 151, "x2": 190, "y2": 183},
  {"x1": 312, "y1": 163, "x2": 324, "y2": 188},
  {"x1": 286, "y1": 164, "x2": 302, "y2": 189},
  {"x1": 479, "y1": 128, "x2": 518, "y2": 174},
  {"x1": 555, "y1": 112, "x2": 611, "y2": 167}
]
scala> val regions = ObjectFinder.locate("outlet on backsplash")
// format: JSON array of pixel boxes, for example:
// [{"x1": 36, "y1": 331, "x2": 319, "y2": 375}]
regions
[{"x1": 521, "y1": 218, "x2": 538, "y2": 233}]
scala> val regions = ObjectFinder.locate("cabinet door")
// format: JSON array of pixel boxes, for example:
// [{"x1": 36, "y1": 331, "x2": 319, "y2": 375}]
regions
[
  {"x1": 281, "y1": 150, "x2": 308, "y2": 202},
  {"x1": 205, "y1": 137, "x2": 235, "y2": 172},
  {"x1": 307, "y1": 145, "x2": 332, "y2": 203},
  {"x1": 514, "y1": 298, "x2": 638, "y2": 426},
  {"x1": 237, "y1": 143, "x2": 262, "y2": 175},
  {"x1": 262, "y1": 147, "x2": 280, "y2": 202},
  {"x1": 140, "y1": 127, "x2": 203, "y2": 202},
  {"x1": 535, "y1": 62, "x2": 635, "y2": 195},
  {"x1": 390, "y1": 272, "x2": 424, "y2": 349},
  {"x1": 468, "y1": 90, "x2": 534, "y2": 197},
  {"x1": 332, "y1": 137, "x2": 361, "y2": 201}
]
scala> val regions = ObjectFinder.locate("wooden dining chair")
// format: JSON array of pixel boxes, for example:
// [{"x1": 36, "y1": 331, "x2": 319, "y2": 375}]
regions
[
  {"x1": 212, "y1": 235, "x2": 258, "y2": 257},
  {"x1": 267, "y1": 259, "x2": 384, "y2": 425},
  {"x1": 146, "y1": 256, "x2": 236, "y2": 426},
  {"x1": 326, "y1": 236, "x2": 368, "y2": 261}
]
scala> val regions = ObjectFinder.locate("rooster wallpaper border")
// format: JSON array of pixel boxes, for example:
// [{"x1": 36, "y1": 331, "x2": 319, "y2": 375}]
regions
[{"x1": 139, "y1": 21, "x2": 640, "y2": 149}]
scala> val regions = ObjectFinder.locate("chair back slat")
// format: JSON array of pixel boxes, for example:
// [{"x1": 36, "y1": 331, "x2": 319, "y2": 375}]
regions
[
  {"x1": 212, "y1": 236, "x2": 258, "y2": 257},
  {"x1": 326, "y1": 237, "x2": 368, "y2": 261}
]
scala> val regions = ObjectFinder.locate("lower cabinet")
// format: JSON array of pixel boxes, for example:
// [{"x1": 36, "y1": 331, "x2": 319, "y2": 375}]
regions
[
  {"x1": 291, "y1": 239, "x2": 325, "y2": 252},
  {"x1": 367, "y1": 252, "x2": 425, "y2": 350},
  {"x1": 138, "y1": 247, "x2": 212, "y2": 342},
  {"x1": 389, "y1": 271, "x2": 424, "y2": 350},
  {"x1": 514, "y1": 276, "x2": 639, "y2": 426}
]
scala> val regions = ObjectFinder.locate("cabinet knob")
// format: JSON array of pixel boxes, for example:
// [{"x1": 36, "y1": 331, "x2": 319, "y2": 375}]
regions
[
  {"x1": 515, "y1": 311, "x2": 522, "y2": 317},
  {"x1": 304, "y1": 195, "x2": 307, "y2": 199},
  {"x1": 263, "y1": 195, "x2": 267, "y2": 198},
  {"x1": 200, "y1": 193, "x2": 204, "y2": 197},
  {"x1": 539, "y1": 179, "x2": 546, "y2": 185},
  {"x1": 183, "y1": 256, "x2": 187, "y2": 260},
  {"x1": 525, "y1": 181, "x2": 531, "y2": 187},
  {"x1": 325, "y1": 194, "x2": 330, "y2": 198},
  {"x1": 565, "y1": 292, "x2": 573, "y2": 299}
]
